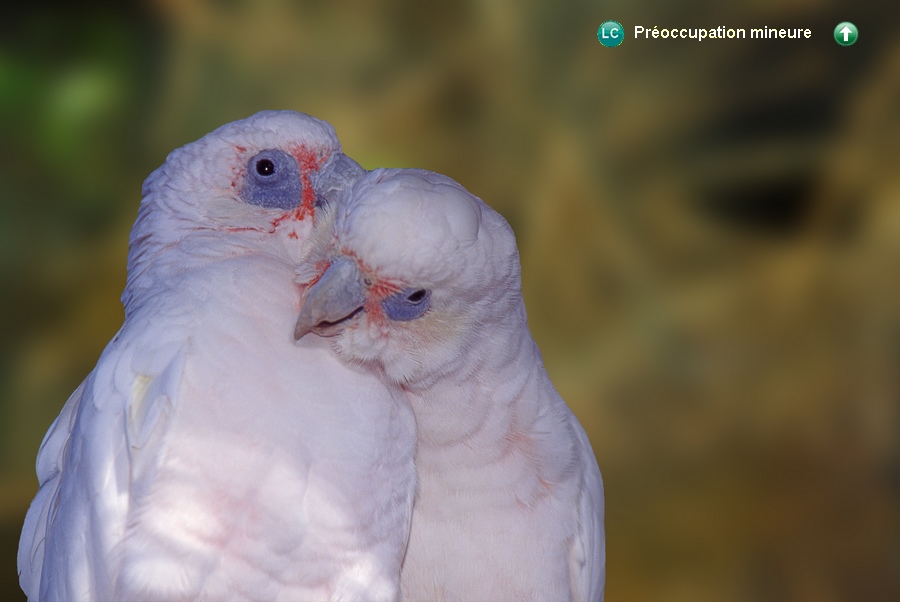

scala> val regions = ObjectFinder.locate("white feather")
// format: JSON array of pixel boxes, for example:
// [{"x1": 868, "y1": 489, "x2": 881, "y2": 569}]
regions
[
  {"x1": 307, "y1": 168, "x2": 606, "y2": 601},
  {"x1": 19, "y1": 112, "x2": 416, "y2": 602}
]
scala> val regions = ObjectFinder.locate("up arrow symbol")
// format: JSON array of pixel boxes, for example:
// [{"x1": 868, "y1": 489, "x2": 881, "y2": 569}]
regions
[{"x1": 840, "y1": 26, "x2": 852, "y2": 42}]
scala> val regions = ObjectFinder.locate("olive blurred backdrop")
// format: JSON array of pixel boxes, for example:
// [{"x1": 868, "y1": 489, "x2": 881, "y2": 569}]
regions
[{"x1": 2, "y1": 1, "x2": 899, "y2": 600}]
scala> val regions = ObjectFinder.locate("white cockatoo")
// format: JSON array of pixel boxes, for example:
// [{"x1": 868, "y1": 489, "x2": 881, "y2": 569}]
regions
[
  {"x1": 295, "y1": 168, "x2": 606, "y2": 601},
  {"x1": 18, "y1": 111, "x2": 417, "y2": 602}
]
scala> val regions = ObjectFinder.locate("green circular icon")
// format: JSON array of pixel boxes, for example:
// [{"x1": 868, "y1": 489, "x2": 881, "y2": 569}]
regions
[
  {"x1": 597, "y1": 20, "x2": 624, "y2": 48},
  {"x1": 834, "y1": 22, "x2": 858, "y2": 46}
]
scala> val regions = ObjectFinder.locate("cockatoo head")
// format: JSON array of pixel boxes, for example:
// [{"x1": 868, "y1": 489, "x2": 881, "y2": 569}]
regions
[
  {"x1": 125, "y1": 111, "x2": 364, "y2": 312},
  {"x1": 294, "y1": 168, "x2": 523, "y2": 388},
  {"x1": 130, "y1": 110, "x2": 364, "y2": 264}
]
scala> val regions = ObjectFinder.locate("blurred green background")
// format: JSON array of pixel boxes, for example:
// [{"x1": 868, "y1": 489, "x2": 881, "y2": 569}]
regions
[{"x1": 2, "y1": 1, "x2": 899, "y2": 600}]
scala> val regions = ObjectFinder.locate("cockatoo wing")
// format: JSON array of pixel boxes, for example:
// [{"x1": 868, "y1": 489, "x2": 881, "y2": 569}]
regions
[
  {"x1": 18, "y1": 380, "x2": 87, "y2": 600},
  {"x1": 18, "y1": 316, "x2": 187, "y2": 601},
  {"x1": 570, "y1": 422, "x2": 606, "y2": 602}
]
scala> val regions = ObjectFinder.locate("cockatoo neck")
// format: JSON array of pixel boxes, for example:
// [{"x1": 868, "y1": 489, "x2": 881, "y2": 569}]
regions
[
  {"x1": 402, "y1": 296, "x2": 583, "y2": 516},
  {"x1": 122, "y1": 201, "x2": 316, "y2": 318},
  {"x1": 405, "y1": 298, "x2": 547, "y2": 457}
]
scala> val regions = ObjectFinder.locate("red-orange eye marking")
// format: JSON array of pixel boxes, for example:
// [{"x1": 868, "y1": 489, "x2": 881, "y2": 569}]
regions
[{"x1": 289, "y1": 145, "x2": 330, "y2": 221}]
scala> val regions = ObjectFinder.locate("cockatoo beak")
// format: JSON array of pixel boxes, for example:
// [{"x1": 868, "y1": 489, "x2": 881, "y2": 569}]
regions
[
  {"x1": 294, "y1": 257, "x2": 368, "y2": 340},
  {"x1": 313, "y1": 153, "x2": 365, "y2": 209}
]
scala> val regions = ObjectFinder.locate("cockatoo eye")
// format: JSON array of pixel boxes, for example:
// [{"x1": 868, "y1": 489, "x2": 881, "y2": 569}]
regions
[
  {"x1": 240, "y1": 149, "x2": 303, "y2": 210},
  {"x1": 382, "y1": 288, "x2": 431, "y2": 321},
  {"x1": 256, "y1": 158, "x2": 276, "y2": 176},
  {"x1": 406, "y1": 289, "x2": 427, "y2": 303}
]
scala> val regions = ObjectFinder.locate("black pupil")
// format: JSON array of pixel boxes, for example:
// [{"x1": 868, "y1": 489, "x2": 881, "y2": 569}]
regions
[
  {"x1": 407, "y1": 289, "x2": 427, "y2": 303},
  {"x1": 256, "y1": 159, "x2": 275, "y2": 176}
]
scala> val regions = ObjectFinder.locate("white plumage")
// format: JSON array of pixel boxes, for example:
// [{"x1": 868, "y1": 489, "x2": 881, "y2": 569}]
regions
[
  {"x1": 18, "y1": 111, "x2": 417, "y2": 602},
  {"x1": 295, "y1": 168, "x2": 606, "y2": 601}
]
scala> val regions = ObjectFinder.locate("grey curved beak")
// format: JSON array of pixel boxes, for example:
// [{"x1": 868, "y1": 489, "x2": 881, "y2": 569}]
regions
[
  {"x1": 313, "y1": 153, "x2": 366, "y2": 209},
  {"x1": 294, "y1": 257, "x2": 368, "y2": 340}
]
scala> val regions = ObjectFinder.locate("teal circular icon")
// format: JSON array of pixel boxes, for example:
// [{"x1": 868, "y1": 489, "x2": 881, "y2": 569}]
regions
[
  {"x1": 597, "y1": 21, "x2": 624, "y2": 48},
  {"x1": 834, "y1": 22, "x2": 858, "y2": 46}
]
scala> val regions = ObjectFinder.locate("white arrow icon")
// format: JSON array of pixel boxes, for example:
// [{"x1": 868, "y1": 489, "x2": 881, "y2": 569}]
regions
[{"x1": 840, "y1": 26, "x2": 852, "y2": 42}]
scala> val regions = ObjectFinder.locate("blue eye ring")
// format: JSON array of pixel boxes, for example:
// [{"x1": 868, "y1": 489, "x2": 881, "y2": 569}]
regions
[
  {"x1": 382, "y1": 288, "x2": 431, "y2": 321},
  {"x1": 240, "y1": 149, "x2": 303, "y2": 210}
]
